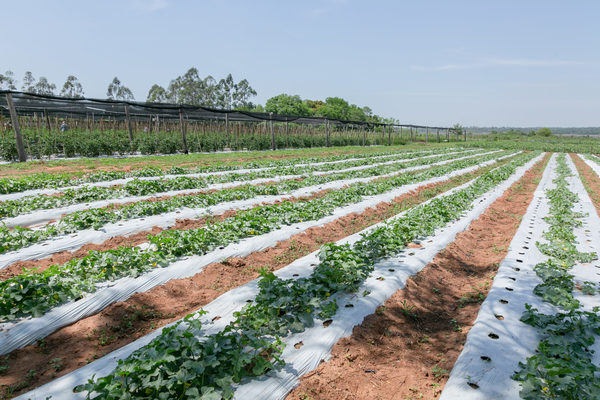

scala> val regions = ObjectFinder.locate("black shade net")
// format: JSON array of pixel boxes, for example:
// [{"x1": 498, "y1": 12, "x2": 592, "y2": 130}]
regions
[{"x1": 0, "y1": 91, "x2": 452, "y2": 131}]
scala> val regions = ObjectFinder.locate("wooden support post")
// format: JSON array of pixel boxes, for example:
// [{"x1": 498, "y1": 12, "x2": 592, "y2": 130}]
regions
[
  {"x1": 270, "y1": 113, "x2": 275, "y2": 150},
  {"x1": 362, "y1": 126, "x2": 366, "y2": 146},
  {"x1": 5, "y1": 93, "x2": 27, "y2": 162},
  {"x1": 426, "y1": 128, "x2": 429, "y2": 142},
  {"x1": 326, "y1": 120, "x2": 330, "y2": 147},
  {"x1": 285, "y1": 119, "x2": 289, "y2": 136},
  {"x1": 225, "y1": 112, "x2": 230, "y2": 148},
  {"x1": 124, "y1": 104, "x2": 134, "y2": 143},
  {"x1": 446, "y1": 129, "x2": 450, "y2": 142},
  {"x1": 437, "y1": 129, "x2": 440, "y2": 143},
  {"x1": 44, "y1": 109, "x2": 51, "y2": 131},
  {"x1": 148, "y1": 115, "x2": 152, "y2": 134},
  {"x1": 179, "y1": 108, "x2": 188, "y2": 154},
  {"x1": 387, "y1": 125, "x2": 391, "y2": 146}
]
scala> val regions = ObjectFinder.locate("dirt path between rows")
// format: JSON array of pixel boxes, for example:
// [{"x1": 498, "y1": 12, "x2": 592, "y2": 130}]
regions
[
  {"x1": 287, "y1": 153, "x2": 550, "y2": 400},
  {"x1": 0, "y1": 187, "x2": 326, "y2": 282},
  {"x1": 0, "y1": 159, "x2": 512, "y2": 399},
  {"x1": 571, "y1": 154, "x2": 600, "y2": 215}
]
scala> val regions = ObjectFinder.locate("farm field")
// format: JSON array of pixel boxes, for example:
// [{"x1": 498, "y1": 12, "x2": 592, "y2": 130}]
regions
[{"x1": 0, "y1": 147, "x2": 599, "y2": 400}]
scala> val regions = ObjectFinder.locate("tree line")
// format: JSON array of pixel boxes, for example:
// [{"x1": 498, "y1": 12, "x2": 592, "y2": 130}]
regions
[{"x1": 0, "y1": 67, "x2": 392, "y2": 122}]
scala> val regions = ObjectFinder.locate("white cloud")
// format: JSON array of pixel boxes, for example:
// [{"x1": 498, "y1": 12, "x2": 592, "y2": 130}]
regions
[
  {"x1": 131, "y1": 0, "x2": 169, "y2": 12},
  {"x1": 411, "y1": 58, "x2": 584, "y2": 71}
]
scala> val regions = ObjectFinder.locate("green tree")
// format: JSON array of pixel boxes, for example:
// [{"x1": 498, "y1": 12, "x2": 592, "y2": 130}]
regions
[
  {"x1": 215, "y1": 74, "x2": 235, "y2": 109},
  {"x1": 304, "y1": 99, "x2": 324, "y2": 115},
  {"x1": 0, "y1": 71, "x2": 17, "y2": 90},
  {"x1": 34, "y1": 77, "x2": 56, "y2": 95},
  {"x1": 265, "y1": 94, "x2": 310, "y2": 116},
  {"x1": 231, "y1": 78, "x2": 257, "y2": 109},
  {"x1": 60, "y1": 75, "x2": 84, "y2": 98},
  {"x1": 107, "y1": 77, "x2": 135, "y2": 101},
  {"x1": 167, "y1": 68, "x2": 216, "y2": 106},
  {"x1": 347, "y1": 104, "x2": 367, "y2": 121},
  {"x1": 453, "y1": 123, "x2": 465, "y2": 138},
  {"x1": 21, "y1": 71, "x2": 36, "y2": 93},
  {"x1": 535, "y1": 127, "x2": 552, "y2": 137},
  {"x1": 316, "y1": 97, "x2": 351, "y2": 120},
  {"x1": 146, "y1": 84, "x2": 168, "y2": 103}
]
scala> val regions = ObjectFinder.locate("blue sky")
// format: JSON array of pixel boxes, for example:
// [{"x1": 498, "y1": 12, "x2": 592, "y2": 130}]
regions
[{"x1": 2, "y1": 0, "x2": 599, "y2": 127}]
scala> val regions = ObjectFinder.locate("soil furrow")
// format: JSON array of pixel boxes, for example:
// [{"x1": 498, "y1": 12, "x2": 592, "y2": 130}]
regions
[
  {"x1": 0, "y1": 160, "x2": 508, "y2": 399},
  {"x1": 287, "y1": 153, "x2": 550, "y2": 400},
  {"x1": 571, "y1": 154, "x2": 600, "y2": 214}
]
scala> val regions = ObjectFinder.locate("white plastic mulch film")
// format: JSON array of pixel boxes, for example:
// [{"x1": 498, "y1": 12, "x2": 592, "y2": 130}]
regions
[
  {"x1": 441, "y1": 154, "x2": 600, "y2": 400},
  {"x1": 17, "y1": 153, "x2": 544, "y2": 400},
  {"x1": 0, "y1": 150, "x2": 503, "y2": 270},
  {"x1": 2, "y1": 149, "x2": 485, "y2": 228},
  {"x1": 0, "y1": 151, "x2": 514, "y2": 357},
  {"x1": 0, "y1": 150, "x2": 417, "y2": 202}
]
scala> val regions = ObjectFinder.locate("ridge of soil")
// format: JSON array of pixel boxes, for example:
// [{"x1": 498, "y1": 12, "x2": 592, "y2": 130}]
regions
[
  {"x1": 0, "y1": 187, "x2": 331, "y2": 282},
  {"x1": 571, "y1": 154, "x2": 600, "y2": 214},
  {"x1": 287, "y1": 154, "x2": 550, "y2": 400},
  {"x1": 0, "y1": 159, "x2": 507, "y2": 399}
]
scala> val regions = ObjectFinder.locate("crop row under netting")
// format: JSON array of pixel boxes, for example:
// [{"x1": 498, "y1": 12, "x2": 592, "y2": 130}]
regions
[{"x1": 0, "y1": 91, "x2": 461, "y2": 161}]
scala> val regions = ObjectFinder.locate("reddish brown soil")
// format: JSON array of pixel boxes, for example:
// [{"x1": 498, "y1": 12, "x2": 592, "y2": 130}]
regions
[
  {"x1": 571, "y1": 154, "x2": 600, "y2": 214},
  {"x1": 287, "y1": 154, "x2": 550, "y2": 400},
  {"x1": 0, "y1": 188, "x2": 329, "y2": 282},
  {"x1": 0, "y1": 159, "x2": 508, "y2": 399}
]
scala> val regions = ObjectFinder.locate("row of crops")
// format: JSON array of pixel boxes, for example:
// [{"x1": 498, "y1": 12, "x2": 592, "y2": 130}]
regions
[
  {"x1": 0, "y1": 148, "x2": 599, "y2": 399},
  {"x1": 442, "y1": 153, "x2": 600, "y2": 399},
  {"x1": 0, "y1": 127, "x2": 420, "y2": 161}
]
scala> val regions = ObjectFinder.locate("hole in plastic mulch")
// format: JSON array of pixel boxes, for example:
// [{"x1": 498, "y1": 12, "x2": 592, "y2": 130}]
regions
[
  {"x1": 495, "y1": 314, "x2": 504, "y2": 320},
  {"x1": 516, "y1": 259, "x2": 523, "y2": 263},
  {"x1": 294, "y1": 341, "x2": 304, "y2": 349},
  {"x1": 499, "y1": 299, "x2": 508, "y2": 304},
  {"x1": 292, "y1": 274, "x2": 299, "y2": 277},
  {"x1": 388, "y1": 269, "x2": 395, "y2": 272},
  {"x1": 211, "y1": 316, "x2": 221, "y2": 321},
  {"x1": 467, "y1": 382, "x2": 480, "y2": 389},
  {"x1": 505, "y1": 287, "x2": 514, "y2": 291},
  {"x1": 513, "y1": 267, "x2": 521, "y2": 271},
  {"x1": 323, "y1": 319, "x2": 333, "y2": 327},
  {"x1": 480, "y1": 356, "x2": 491, "y2": 362},
  {"x1": 488, "y1": 333, "x2": 499, "y2": 339},
  {"x1": 345, "y1": 304, "x2": 354, "y2": 308}
]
